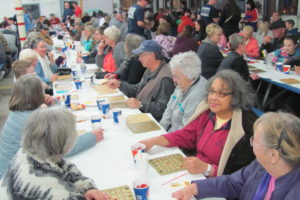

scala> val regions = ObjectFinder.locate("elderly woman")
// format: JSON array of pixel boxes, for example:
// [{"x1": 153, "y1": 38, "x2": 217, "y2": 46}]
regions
[
  {"x1": 0, "y1": 107, "x2": 110, "y2": 200},
  {"x1": 239, "y1": 25, "x2": 260, "y2": 58},
  {"x1": 160, "y1": 51, "x2": 207, "y2": 132},
  {"x1": 172, "y1": 112, "x2": 300, "y2": 199},
  {"x1": 95, "y1": 25, "x2": 125, "y2": 76},
  {"x1": 12, "y1": 60, "x2": 35, "y2": 79},
  {"x1": 32, "y1": 38, "x2": 58, "y2": 85},
  {"x1": 197, "y1": 23, "x2": 224, "y2": 79},
  {"x1": 141, "y1": 70, "x2": 257, "y2": 177},
  {"x1": 271, "y1": 35, "x2": 300, "y2": 65},
  {"x1": 0, "y1": 75, "x2": 104, "y2": 178},
  {"x1": 104, "y1": 34, "x2": 145, "y2": 84}
]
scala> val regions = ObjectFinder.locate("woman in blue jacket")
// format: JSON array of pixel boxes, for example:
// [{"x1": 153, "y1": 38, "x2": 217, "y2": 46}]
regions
[{"x1": 0, "y1": 74, "x2": 104, "y2": 178}]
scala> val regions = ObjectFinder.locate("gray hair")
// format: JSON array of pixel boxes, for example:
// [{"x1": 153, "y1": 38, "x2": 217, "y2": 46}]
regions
[
  {"x1": 254, "y1": 112, "x2": 300, "y2": 168},
  {"x1": 169, "y1": 51, "x2": 201, "y2": 80},
  {"x1": 9, "y1": 74, "x2": 44, "y2": 111},
  {"x1": 19, "y1": 48, "x2": 37, "y2": 63},
  {"x1": 204, "y1": 70, "x2": 256, "y2": 110},
  {"x1": 31, "y1": 38, "x2": 44, "y2": 49},
  {"x1": 104, "y1": 25, "x2": 121, "y2": 42},
  {"x1": 125, "y1": 34, "x2": 144, "y2": 58},
  {"x1": 22, "y1": 106, "x2": 77, "y2": 162},
  {"x1": 229, "y1": 33, "x2": 245, "y2": 50}
]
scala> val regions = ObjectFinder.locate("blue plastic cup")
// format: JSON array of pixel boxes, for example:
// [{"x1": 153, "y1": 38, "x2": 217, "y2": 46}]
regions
[
  {"x1": 64, "y1": 93, "x2": 71, "y2": 108},
  {"x1": 133, "y1": 179, "x2": 150, "y2": 200},
  {"x1": 75, "y1": 80, "x2": 82, "y2": 90},
  {"x1": 96, "y1": 99, "x2": 106, "y2": 110},
  {"x1": 101, "y1": 103, "x2": 110, "y2": 115}
]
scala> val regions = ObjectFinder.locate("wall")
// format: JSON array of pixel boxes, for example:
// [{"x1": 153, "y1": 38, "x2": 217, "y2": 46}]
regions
[{"x1": 82, "y1": 0, "x2": 113, "y2": 14}]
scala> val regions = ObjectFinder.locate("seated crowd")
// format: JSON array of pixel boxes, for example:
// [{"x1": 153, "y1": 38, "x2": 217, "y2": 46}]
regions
[{"x1": 0, "y1": 0, "x2": 300, "y2": 199}]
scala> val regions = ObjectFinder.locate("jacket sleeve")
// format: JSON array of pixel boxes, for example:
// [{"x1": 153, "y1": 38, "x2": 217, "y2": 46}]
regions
[
  {"x1": 50, "y1": 63, "x2": 58, "y2": 73},
  {"x1": 159, "y1": 94, "x2": 174, "y2": 131},
  {"x1": 119, "y1": 81, "x2": 140, "y2": 97},
  {"x1": 95, "y1": 54, "x2": 105, "y2": 69},
  {"x1": 64, "y1": 132, "x2": 96, "y2": 157},
  {"x1": 140, "y1": 77, "x2": 175, "y2": 121},
  {"x1": 35, "y1": 63, "x2": 51, "y2": 85},
  {"x1": 162, "y1": 115, "x2": 200, "y2": 149},
  {"x1": 85, "y1": 48, "x2": 97, "y2": 64},
  {"x1": 193, "y1": 160, "x2": 258, "y2": 199}
]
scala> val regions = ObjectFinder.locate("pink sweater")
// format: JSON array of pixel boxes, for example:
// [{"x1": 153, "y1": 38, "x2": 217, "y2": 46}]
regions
[{"x1": 163, "y1": 110, "x2": 230, "y2": 176}]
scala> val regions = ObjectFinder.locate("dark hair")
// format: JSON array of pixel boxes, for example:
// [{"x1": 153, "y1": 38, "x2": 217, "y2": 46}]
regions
[
  {"x1": 286, "y1": 19, "x2": 295, "y2": 28},
  {"x1": 225, "y1": 0, "x2": 241, "y2": 15},
  {"x1": 180, "y1": 25, "x2": 193, "y2": 38},
  {"x1": 284, "y1": 35, "x2": 298, "y2": 46},
  {"x1": 247, "y1": 0, "x2": 256, "y2": 10}
]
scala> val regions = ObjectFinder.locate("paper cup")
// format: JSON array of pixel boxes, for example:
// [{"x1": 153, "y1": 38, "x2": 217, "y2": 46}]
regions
[
  {"x1": 283, "y1": 65, "x2": 291, "y2": 74},
  {"x1": 96, "y1": 98, "x2": 106, "y2": 110},
  {"x1": 275, "y1": 62, "x2": 283, "y2": 72},
  {"x1": 112, "y1": 109, "x2": 122, "y2": 123},
  {"x1": 101, "y1": 102, "x2": 110, "y2": 115},
  {"x1": 90, "y1": 114, "x2": 102, "y2": 130},
  {"x1": 133, "y1": 179, "x2": 150, "y2": 200},
  {"x1": 64, "y1": 93, "x2": 71, "y2": 108},
  {"x1": 75, "y1": 80, "x2": 82, "y2": 90},
  {"x1": 131, "y1": 143, "x2": 146, "y2": 162},
  {"x1": 135, "y1": 152, "x2": 149, "y2": 175}
]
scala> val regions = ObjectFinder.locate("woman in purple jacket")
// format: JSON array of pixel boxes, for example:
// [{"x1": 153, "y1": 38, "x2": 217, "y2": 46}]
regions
[{"x1": 172, "y1": 112, "x2": 300, "y2": 200}]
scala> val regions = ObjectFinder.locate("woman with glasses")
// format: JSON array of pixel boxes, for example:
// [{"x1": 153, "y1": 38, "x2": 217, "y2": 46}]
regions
[
  {"x1": 140, "y1": 70, "x2": 257, "y2": 177},
  {"x1": 173, "y1": 112, "x2": 300, "y2": 200}
]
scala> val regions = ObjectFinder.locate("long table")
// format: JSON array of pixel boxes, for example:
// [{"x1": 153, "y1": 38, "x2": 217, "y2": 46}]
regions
[
  {"x1": 53, "y1": 64, "x2": 205, "y2": 200},
  {"x1": 248, "y1": 60, "x2": 300, "y2": 107}
]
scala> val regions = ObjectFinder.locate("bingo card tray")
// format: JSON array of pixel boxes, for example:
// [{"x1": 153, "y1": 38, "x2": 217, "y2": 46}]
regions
[
  {"x1": 102, "y1": 185, "x2": 135, "y2": 200},
  {"x1": 57, "y1": 74, "x2": 73, "y2": 81},
  {"x1": 93, "y1": 85, "x2": 118, "y2": 95},
  {"x1": 247, "y1": 65, "x2": 256, "y2": 70},
  {"x1": 249, "y1": 68, "x2": 266, "y2": 73},
  {"x1": 110, "y1": 101, "x2": 128, "y2": 109},
  {"x1": 127, "y1": 113, "x2": 161, "y2": 134},
  {"x1": 149, "y1": 153, "x2": 185, "y2": 175},
  {"x1": 97, "y1": 95, "x2": 127, "y2": 103},
  {"x1": 280, "y1": 78, "x2": 300, "y2": 84},
  {"x1": 55, "y1": 83, "x2": 73, "y2": 91}
]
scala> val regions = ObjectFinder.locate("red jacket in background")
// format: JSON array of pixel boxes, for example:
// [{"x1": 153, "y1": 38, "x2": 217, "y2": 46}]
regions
[
  {"x1": 239, "y1": 33, "x2": 260, "y2": 58},
  {"x1": 177, "y1": 16, "x2": 194, "y2": 34},
  {"x1": 74, "y1": 6, "x2": 82, "y2": 18}
]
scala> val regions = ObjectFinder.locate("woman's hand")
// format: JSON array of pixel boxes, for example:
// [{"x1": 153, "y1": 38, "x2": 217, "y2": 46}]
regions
[
  {"x1": 105, "y1": 79, "x2": 121, "y2": 89},
  {"x1": 183, "y1": 157, "x2": 211, "y2": 174},
  {"x1": 84, "y1": 189, "x2": 111, "y2": 200},
  {"x1": 92, "y1": 128, "x2": 104, "y2": 142},
  {"x1": 125, "y1": 98, "x2": 141, "y2": 109},
  {"x1": 172, "y1": 183, "x2": 198, "y2": 200},
  {"x1": 139, "y1": 136, "x2": 170, "y2": 151}
]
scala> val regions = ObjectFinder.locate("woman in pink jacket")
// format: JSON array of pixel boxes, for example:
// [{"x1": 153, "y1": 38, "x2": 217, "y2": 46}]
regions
[{"x1": 240, "y1": 25, "x2": 260, "y2": 58}]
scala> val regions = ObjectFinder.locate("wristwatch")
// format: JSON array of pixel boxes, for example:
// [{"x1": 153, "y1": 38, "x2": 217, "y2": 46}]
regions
[{"x1": 204, "y1": 164, "x2": 212, "y2": 177}]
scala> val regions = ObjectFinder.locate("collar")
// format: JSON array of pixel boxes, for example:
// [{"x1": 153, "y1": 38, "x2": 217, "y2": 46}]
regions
[
  {"x1": 203, "y1": 37, "x2": 218, "y2": 47},
  {"x1": 210, "y1": 112, "x2": 232, "y2": 131},
  {"x1": 181, "y1": 77, "x2": 200, "y2": 97},
  {"x1": 145, "y1": 61, "x2": 165, "y2": 79}
]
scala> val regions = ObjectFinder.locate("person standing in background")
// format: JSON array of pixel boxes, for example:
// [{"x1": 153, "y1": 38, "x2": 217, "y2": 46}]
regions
[
  {"x1": 199, "y1": 0, "x2": 219, "y2": 27},
  {"x1": 62, "y1": 2, "x2": 74, "y2": 23},
  {"x1": 73, "y1": 2, "x2": 82, "y2": 18},
  {"x1": 127, "y1": 0, "x2": 149, "y2": 36}
]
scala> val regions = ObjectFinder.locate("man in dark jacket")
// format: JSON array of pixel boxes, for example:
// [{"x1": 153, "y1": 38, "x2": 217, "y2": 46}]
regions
[
  {"x1": 62, "y1": 2, "x2": 74, "y2": 23},
  {"x1": 218, "y1": 33, "x2": 250, "y2": 81},
  {"x1": 106, "y1": 40, "x2": 175, "y2": 120}
]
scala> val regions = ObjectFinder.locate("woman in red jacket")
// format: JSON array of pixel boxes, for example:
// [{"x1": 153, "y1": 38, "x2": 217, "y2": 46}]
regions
[{"x1": 239, "y1": 25, "x2": 260, "y2": 58}]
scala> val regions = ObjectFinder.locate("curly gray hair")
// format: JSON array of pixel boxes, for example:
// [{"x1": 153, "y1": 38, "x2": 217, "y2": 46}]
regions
[
  {"x1": 204, "y1": 69, "x2": 256, "y2": 110},
  {"x1": 125, "y1": 34, "x2": 144, "y2": 58},
  {"x1": 22, "y1": 106, "x2": 77, "y2": 162},
  {"x1": 169, "y1": 51, "x2": 201, "y2": 81}
]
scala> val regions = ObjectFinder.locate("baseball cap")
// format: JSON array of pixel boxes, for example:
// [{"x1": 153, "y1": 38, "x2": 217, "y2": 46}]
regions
[
  {"x1": 132, "y1": 40, "x2": 161, "y2": 55},
  {"x1": 41, "y1": 24, "x2": 50, "y2": 31}
]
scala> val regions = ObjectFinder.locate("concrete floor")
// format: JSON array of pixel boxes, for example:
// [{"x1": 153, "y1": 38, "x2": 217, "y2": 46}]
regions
[{"x1": 0, "y1": 73, "x2": 13, "y2": 130}]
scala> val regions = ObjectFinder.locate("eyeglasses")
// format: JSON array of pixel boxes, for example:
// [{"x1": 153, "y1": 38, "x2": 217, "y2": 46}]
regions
[{"x1": 208, "y1": 89, "x2": 233, "y2": 98}]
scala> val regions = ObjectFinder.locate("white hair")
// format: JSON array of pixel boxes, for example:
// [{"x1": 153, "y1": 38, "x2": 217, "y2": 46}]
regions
[
  {"x1": 169, "y1": 51, "x2": 202, "y2": 80},
  {"x1": 104, "y1": 25, "x2": 121, "y2": 42},
  {"x1": 19, "y1": 48, "x2": 37, "y2": 63}
]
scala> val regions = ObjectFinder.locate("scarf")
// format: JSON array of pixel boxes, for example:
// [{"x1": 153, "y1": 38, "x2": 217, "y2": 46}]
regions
[{"x1": 36, "y1": 52, "x2": 53, "y2": 80}]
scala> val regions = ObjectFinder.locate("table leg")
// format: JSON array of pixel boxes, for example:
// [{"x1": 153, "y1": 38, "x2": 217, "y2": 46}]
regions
[{"x1": 262, "y1": 83, "x2": 272, "y2": 107}]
